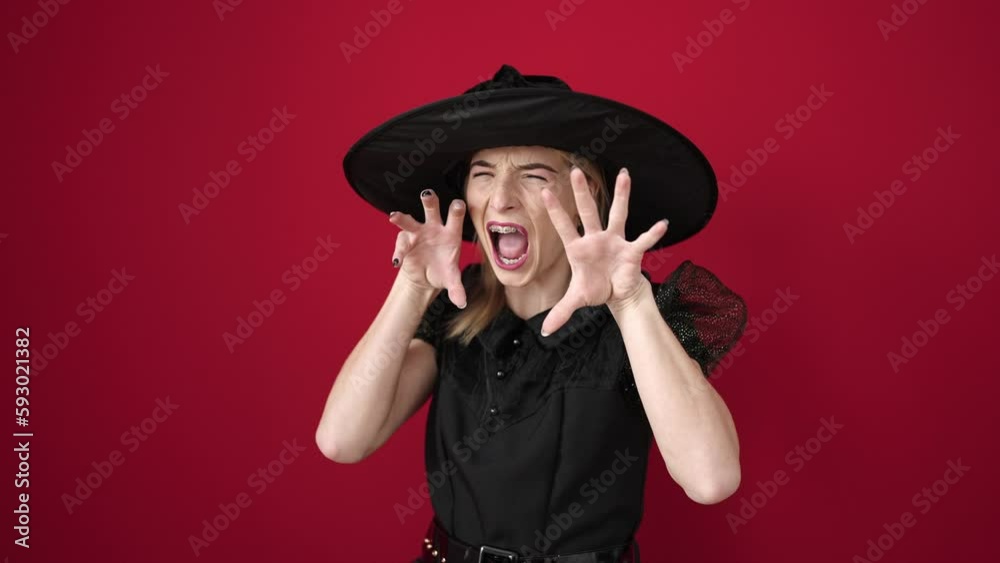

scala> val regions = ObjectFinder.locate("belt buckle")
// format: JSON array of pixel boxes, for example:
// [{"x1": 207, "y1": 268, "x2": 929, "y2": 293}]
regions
[{"x1": 479, "y1": 544, "x2": 518, "y2": 563}]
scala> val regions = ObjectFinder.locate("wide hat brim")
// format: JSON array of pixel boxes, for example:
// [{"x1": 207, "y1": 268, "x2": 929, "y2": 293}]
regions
[{"x1": 343, "y1": 65, "x2": 718, "y2": 251}]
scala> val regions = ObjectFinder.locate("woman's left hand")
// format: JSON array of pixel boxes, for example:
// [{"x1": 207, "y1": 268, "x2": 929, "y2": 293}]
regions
[{"x1": 539, "y1": 167, "x2": 669, "y2": 336}]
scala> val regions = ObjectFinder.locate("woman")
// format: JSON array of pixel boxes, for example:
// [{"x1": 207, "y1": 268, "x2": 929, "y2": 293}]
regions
[{"x1": 318, "y1": 65, "x2": 748, "y2": 562}]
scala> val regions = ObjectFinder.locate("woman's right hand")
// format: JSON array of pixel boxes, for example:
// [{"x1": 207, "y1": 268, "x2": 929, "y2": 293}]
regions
[{"x1": 389, "y1": 188, "x2": 468, "y2": 309}]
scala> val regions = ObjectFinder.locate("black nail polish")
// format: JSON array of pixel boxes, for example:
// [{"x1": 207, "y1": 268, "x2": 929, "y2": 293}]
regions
[
  {"x1": 392, "y1": 258, "x2": 399, "y2": 268},
  {"x1": 421, "y1": 189, "x2": 433, "y2": 198}
]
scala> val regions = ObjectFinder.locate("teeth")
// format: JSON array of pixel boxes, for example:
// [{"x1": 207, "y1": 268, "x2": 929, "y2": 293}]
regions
[
  {"x1": 489, "y1": 224, "x2": 527, "y2": 266},
  {"x1": 489, "y1": 225, "x2": 521, "y2": 234}
]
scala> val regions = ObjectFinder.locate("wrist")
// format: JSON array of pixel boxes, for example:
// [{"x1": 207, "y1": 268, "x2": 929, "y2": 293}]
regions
[
  {"x1": 608, "y1": 276, "x2": 653, "y2": 317},
  {"x1": 393, "y1": 272, "x2": 440, "y2": 305}
]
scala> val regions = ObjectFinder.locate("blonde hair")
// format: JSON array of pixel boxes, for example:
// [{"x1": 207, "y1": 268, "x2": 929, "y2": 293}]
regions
[{"x1": 445, "y1": 149, "x2": 611, "y2": 347}]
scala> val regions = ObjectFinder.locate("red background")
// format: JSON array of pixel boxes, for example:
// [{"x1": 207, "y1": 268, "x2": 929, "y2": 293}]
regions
[{"x1": 4, "y1": 0, "x2": 999, "y2": 561}]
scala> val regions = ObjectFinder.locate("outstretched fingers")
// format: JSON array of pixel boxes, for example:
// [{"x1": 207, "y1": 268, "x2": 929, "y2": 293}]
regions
[
  {"x1": 391, "y1": 230, "x2": 412, "y2": 268},
  {"x1": 388, "y1": 211, "x2": 422, "y2": 232},
  {"x1": 444, "y1": 198, "x2": 466, "y2": 237},
  {"x1": 419, "y1": 188, "x2": 442, "y2": 226},
  {"x1": 606, "y1": 168, "x2": 631, "y2": 236},
  {"x1": 571, "y1": 167, "x2": 603, "y2": 234},
  {"x1": 632, "y1": 219, "x2": 669, "y2": 252},
  {"x1": 541, "y1": 188, "x2": 580, "y2": 247},
  {"x1": 445, "y1": 265, "x2": 467, "y2": 309},
  {"x1": 541, "y1": 291, "x2": 585, "y2": 337}
]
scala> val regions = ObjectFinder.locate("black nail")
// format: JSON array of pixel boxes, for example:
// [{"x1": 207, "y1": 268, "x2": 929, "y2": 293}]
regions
[
  {"x1": 421, "y1": 189, "x2": 433, "y2": 198},
  {"x1": 392, "y1": 258, "x2": 399, "y2": 268}
]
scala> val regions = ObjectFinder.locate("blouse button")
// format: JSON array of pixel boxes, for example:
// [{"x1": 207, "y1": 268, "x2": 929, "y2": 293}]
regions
[
  {"x1": 512, "y1": 338, "x2": 521, "y2": 347},
  {"x1": 496, "y1": 370, "x2": 505, "y2": 379},
  {"x1": 489, "y1": 406, "x2": 499, "y2": 416}
]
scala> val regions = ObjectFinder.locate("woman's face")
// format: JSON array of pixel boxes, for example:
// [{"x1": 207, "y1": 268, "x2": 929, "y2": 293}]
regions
[{"x1": 464, "y1": 146, "x2": 581, "y2": 286}]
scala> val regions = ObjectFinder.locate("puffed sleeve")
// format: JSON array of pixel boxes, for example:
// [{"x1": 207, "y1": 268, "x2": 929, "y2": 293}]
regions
[{"x1": 623, "y1": 260, "x2": 748, "y2": 380}]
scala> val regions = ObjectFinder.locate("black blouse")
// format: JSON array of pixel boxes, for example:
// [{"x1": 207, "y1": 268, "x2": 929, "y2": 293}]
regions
[{"x1": 413, "y1": 260, "x2": 747, "y2": 556}]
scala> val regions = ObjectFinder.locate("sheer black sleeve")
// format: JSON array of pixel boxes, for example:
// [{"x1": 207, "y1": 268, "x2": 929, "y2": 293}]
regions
[{"x1": 622, "y1": 260, "x2": 748, "y2": 381}]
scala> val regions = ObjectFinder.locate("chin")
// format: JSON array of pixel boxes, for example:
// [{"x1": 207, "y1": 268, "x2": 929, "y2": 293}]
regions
[{"x1": 488, "y1": 257, "x2": 536, "y2": 287}]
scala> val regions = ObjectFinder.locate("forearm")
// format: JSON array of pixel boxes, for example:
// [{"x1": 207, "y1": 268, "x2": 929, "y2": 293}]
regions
[
  {"x1": 610, "y1": 279, "x2": 740, "y2": 504},
  {"x1": 316, "y1": 273, "x2": 440, "y2": 459}
]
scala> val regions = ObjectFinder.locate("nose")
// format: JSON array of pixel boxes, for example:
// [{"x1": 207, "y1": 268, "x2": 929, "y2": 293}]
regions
[{"x1": 489, "y1": 175, "x2": 519, "y2": 212}]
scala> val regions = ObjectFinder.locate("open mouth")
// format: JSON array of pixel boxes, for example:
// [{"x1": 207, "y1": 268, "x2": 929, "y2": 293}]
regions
[{"x1": 487, "y1": 221, "x2": 529, "y2": 270}]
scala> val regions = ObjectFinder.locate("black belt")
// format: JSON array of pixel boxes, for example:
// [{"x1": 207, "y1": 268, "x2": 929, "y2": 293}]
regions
[{"x1": 417, "y1": 518, "x2": 639, "y2": 563}]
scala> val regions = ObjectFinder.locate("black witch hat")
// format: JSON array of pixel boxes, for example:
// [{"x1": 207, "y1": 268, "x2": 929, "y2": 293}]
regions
[{"x1": 343, "y1": 64, "x2": 718, "y2": 250}]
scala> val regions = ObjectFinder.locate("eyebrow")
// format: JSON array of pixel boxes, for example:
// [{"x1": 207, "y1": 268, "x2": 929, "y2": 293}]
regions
[{"x1": 470, "y1": 160, "x2": 559, "y2": 174}]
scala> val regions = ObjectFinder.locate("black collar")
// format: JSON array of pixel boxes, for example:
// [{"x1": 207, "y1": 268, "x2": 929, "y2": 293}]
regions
[
  {"x1": 464, "y1": 263, "x2": 636, "y2": 356},
  {"x1": 475, "y1": 300, "x2": 615, "y2": 355}
]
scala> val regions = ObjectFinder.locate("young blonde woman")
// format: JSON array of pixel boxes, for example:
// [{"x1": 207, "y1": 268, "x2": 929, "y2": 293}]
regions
[{"x1": 319, "y1": 65, "x2": 748, "y2": 563}]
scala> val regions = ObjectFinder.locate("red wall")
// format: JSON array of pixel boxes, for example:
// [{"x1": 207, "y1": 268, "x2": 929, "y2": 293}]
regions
[{"x1": 4, "y1": 0, "x2": 998, "y2": 561}]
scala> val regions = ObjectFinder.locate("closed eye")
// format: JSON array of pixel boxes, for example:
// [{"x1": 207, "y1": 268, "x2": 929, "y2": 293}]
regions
[
  {"x1": 472, "y1": 171, "x2": 493, "y2": 178},
  {"x1": 525, "y1": 174, "x2": 547, "y2": 181}
]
